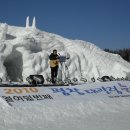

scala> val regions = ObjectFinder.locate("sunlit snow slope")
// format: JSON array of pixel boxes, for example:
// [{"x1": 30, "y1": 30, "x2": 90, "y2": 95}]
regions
[
  {"x1": 0, "y1": 81, "x2": 130, "y2": 130},
  {"x1": 0, "y1": 23, "x2": 130, "y2": 82}
]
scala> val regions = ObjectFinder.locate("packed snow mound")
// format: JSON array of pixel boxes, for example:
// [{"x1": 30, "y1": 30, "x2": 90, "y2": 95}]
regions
[{"x1": 0, "y1": 23, "x2": 130, "y2": 81}]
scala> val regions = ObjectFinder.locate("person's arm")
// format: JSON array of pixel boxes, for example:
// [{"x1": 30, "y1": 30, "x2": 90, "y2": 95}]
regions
[
  {"x1": 56, "y1": 54, "x2": 60, "y2": 59},
  {"x1": 49, "y1": 53, "x2": 53, "y2": 60}
]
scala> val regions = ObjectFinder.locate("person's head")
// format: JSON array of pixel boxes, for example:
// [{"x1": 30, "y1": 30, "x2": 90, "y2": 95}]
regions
[{"x1": 53, "y1": 49, "x2": 57, "y2": 55}]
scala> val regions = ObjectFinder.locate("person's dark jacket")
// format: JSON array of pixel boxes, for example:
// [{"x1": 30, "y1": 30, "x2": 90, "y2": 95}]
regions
[{"x1": 49, "y1": 53, "x2": 59, "y2": 60}]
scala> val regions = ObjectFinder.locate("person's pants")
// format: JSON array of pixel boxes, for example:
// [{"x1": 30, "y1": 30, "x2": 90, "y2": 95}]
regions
[{"x1": 51, "y1": 66, "x2": 58, "y2": 83}]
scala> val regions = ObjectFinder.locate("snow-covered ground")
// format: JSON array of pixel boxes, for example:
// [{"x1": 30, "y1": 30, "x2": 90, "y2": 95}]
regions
[
  {"x1": 0, "y1": 20, "x2": 130, "y2": 130},
  {"x1": 0, "y1": 21, "x2": 130, "y2": 82},
  {"x1": 0, "y1": 81, "x2": 130, "y2": 130}
]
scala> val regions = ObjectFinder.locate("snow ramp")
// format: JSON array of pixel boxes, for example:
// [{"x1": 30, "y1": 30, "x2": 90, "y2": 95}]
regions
[{"x1": 0, "y1": 81, "x2": 130, "y2": 130}]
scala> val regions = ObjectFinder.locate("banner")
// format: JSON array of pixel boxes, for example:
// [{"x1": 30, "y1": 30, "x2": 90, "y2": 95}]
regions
[{"x1": 0, "y1": 81, "x2": 130, "y2": 106}]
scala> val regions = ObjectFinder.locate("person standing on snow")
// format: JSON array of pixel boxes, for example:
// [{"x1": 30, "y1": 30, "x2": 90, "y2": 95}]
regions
[{"x1": 49, "y1": 49, "x2": 59, "y2": 84}]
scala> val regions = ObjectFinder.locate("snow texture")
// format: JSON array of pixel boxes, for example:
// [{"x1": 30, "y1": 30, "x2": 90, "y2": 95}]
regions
[
  {"x1": 0, "y1": 81, "x2": 130, "y2": 130},
  {"x1": 32, "y1": 17, "x2": 36, "y2": 29},
  {"x1": 0, "y1": 22, "x2": 130, "y2": 82},
  {"x1": 26, "y1": 16, "x2": 30, "y2": 29},
  {"x1": 0, "y1": 21, "x2": 130, "y2": 130}
]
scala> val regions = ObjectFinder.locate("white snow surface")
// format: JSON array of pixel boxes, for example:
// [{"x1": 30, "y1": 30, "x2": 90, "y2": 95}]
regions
[
  {"x1": 0, "y1": 23, "x2": 130, "y2": 130},
  {"x1": 0, "y1": 81, "x2": 130, "y2": 130},
  {"x1": 0, "y1": 23, "x2": 130, "y2": 82}
]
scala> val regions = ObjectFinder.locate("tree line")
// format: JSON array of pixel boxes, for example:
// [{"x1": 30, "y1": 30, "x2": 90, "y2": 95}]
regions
[{"x1": 104, "y1": 48, "x2": 130, "y2": 62}]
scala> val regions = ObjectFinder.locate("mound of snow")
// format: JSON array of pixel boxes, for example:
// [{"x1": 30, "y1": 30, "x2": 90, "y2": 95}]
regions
[{"x1": 0, "y1": 23, "x2": 130, "y2": 82}]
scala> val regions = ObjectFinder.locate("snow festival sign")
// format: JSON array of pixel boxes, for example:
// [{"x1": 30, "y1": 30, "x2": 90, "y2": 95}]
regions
[
  {"x1": 50, "y1": 82, "x2": 130, "y2": 99},
  {"x1": 0, "y1": 81, "x2": 130, "y2": 106},
  {"x1": 0, "y1": 87, "x2": 54, "y2": 106}
]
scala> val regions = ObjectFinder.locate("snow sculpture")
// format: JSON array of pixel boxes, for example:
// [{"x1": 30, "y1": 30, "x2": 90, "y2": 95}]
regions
[
  {"x1": 0, "y1": 23, "x2": 8, "y2": 40},
  {"x1": 26, "y1": 16, "x2": 30, "y2": 28},
  {"x1": 32, "y1": 17, "x2": 36, "y2": 29}
]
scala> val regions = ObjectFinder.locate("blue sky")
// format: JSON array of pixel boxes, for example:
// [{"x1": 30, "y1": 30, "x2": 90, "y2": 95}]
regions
[{"x1": 0, "y1": 0, "x2": 130, "y2": 49}]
